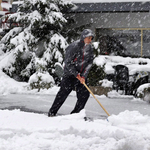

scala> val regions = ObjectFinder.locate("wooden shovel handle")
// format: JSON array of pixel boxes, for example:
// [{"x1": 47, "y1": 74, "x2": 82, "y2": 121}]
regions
[{"x1": 83, "y1": 82, "x2": 110, "y2": 116}]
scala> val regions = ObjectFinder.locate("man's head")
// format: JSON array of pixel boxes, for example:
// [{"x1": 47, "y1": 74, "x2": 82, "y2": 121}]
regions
[
  {"x1": 80, "y1": 29, "x2": 94, "y2": 44},
  {"x1": 84, "y1": 36, "x2": 93, "y2": 45}
]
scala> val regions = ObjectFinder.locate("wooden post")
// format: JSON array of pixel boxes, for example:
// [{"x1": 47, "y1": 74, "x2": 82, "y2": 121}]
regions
[{"x1": 141, "y1": 29, "x2": 143, "y2": 57}]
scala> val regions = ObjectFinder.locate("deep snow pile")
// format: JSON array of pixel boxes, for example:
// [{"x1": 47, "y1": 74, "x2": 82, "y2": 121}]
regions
[
  {"x1": 0, "y1": 109, "x2": 150, "y2": 150},
  {"x1": 0, "y1": 70, "x2": 27, "y2": 95}
]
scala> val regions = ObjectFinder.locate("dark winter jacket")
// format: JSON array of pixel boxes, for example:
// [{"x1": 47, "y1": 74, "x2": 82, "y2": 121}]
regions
[{"x1": 64, "y1": 29, "x2": 94, "y2": 79}]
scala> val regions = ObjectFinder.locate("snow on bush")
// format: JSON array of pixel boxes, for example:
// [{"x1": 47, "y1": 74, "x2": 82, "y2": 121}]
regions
[
  {"x1": 29, "y1": 72, "x2": 54, "y2": 91},
  {"x1": 136, "y1": 83, "x2": 150, "y2": 102},
  {"x1": 100, "y1": 79, "x2": 113, "y2": 88},
  {"x1": 28, "y1": 57, "x2": 54, "y2": 91},
  {"x1": 94, "y1": 55, "x2": 150, "y2": 75}
]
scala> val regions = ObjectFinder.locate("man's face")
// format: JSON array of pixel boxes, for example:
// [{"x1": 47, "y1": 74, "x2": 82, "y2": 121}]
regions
[{"x1": 84, "y1": 36, "x2": 93, "y2": 45}]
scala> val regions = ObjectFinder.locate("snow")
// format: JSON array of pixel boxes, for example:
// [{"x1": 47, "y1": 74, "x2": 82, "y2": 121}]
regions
[
  {"x1": 0, "y1": 11, "x2": 8, "y2": 16},
  {"x1": 12, "y1": 1, "x2": 24, "y2": 5},
  {"x1": 0, "y1": 0, "x2": 149, "y2": 149},
  {"x1": 29, "y1": 72, "x2": 54, "y2": 84},
  {"x1": 101, "y1": 79, "x2": 113, "y2": 87},
  {"x1": 137, "y1": 83, "x2": 150, "y2": 92},
  {"x1": 1, "y1": 52, "x2": 150, "y2": 149},
  {"x1": 94, "y1": 55, "x2": 150, "y2": 75},
  {"x1": 1, "y1": 2, "x2": 12, "y2": 10},
  {"x1": 1, "y1": 109, "x2": 150, "y2": 149}
]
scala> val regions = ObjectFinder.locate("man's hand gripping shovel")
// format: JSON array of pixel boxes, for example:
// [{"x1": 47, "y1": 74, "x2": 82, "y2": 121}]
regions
[{"x1": 77, "y1": 74, "x2": 110, "y2": 118}]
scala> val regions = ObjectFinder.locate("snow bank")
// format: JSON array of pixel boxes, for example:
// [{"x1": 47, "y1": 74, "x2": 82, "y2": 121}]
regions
[
  {"x1": 0, "y1": 109, "x2": 150, "y2": 150},
  {"x1": 107, "y1": 90, "x2": 134, "y2": 99},
  {"x1": 0, "y1": 70, "x2": 27, "y2": 95}
]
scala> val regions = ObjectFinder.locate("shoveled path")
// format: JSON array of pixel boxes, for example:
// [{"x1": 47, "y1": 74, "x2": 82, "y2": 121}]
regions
[{"x1": 0, "y1": 94, "x2": 150, "y2": 119}]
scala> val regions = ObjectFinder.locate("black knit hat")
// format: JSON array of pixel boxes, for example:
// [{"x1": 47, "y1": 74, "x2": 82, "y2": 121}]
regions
[{"x1": 80, "y1": 29, "x2": 94, "y2": 41}]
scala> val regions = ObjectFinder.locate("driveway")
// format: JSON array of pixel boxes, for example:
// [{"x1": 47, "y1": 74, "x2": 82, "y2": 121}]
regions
[{"x1": 0, "y1": 94, "x2": 150, "y2": 118}]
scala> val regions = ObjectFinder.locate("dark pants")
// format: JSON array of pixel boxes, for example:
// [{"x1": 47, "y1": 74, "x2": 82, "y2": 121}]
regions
[{"x1": 49, "y1": 75, "x2": 90, "y2": 115}]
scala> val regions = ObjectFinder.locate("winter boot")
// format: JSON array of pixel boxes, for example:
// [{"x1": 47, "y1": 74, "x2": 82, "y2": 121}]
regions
[{"x1": 48, "y1": 112, "x2": 56, "y2": 117}]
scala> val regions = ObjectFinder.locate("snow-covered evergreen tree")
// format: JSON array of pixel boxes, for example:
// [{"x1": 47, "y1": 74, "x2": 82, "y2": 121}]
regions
[{"x1": 0, "y1": 0, "x2": 73, "y2": 85}]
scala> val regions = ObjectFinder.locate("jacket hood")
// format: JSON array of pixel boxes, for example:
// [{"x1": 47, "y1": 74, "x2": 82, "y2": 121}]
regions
[{"x1": 80, "y1": 29, "x2": 94, "y2": 41}]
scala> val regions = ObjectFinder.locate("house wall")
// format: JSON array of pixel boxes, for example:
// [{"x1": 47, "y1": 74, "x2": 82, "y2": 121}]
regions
[
  {"x1": 68, "y1": 12, "x2": 150, "y2": 57},
  {"x1": 69, "y1": 12, "x2": 150, "y2": 30}
]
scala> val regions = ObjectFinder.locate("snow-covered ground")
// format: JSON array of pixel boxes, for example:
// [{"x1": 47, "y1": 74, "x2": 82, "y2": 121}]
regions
[
  {"x1": 1, "y1": 50, "x2": 150, "y2": 149},
  {"x1": 0, "y1": 71, "x2": 150, "y2": 149},
  {"x1": 1, "y1": 109, "x2": 150, "y2": 150},
  {"x1": 0, "y1": 0, "x2": 150, "y2": 148}
]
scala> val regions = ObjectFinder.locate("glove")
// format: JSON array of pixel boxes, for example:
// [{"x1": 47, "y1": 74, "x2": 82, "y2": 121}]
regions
[{"x1": 76, "y1": 74, "x2": 85, "y2": 84}]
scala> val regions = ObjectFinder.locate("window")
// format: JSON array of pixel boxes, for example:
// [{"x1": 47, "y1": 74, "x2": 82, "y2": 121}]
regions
[{"x1": 96, "y1": 28, "x2": 150, "y2": 57}]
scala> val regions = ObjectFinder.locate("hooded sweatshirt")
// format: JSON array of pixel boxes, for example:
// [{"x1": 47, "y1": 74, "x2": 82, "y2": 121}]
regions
[{"x1": 64, "y1": 29, "x2": 94, "y2": 79}]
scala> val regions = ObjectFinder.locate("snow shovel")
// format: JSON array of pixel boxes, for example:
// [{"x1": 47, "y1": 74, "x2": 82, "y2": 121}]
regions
[{"x1": 83, "y1": 82, "x2": 110, "y2": 116}]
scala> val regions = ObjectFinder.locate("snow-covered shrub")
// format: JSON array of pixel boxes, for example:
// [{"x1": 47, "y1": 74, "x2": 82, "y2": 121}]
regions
[
  {"x1": 88, "y1": 64, "x2": 106, "y2": 86},
  {"x1": 136, "y1": 83, "x2": 150, "y2": 102},
  {"x1": 28, "y1": 57, "x2": 54, "y2": 91},
  {"x1": 29, "y1": 72, "x2": 54, "y2": 92}
]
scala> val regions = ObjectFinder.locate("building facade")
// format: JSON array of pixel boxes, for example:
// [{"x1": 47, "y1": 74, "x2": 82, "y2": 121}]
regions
[
  {"x1": 1, "y1": 1, "x2": 150, "y2": 57},
  {"x1": 68, "y1": 2, "x2": 150, "y2": 57}
]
